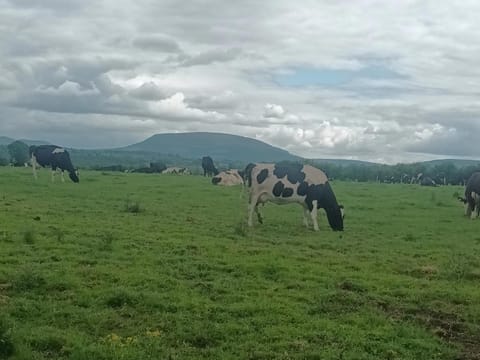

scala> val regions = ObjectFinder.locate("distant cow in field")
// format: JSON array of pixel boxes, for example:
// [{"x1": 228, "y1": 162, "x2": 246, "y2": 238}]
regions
[
  {"x1": 458, "y1": 172, "x2": 480, "y2": 219},
  {"x1": 30, "y1": 145, "x2": 79, "y2": 183},
  {"x1": 163, "y1": 167, "x2": 190, "y2": 175},
  {"x1": 244, "y1": 162, "x2": 344, "y2": 231},
  {"x1": 420, "y1": 176, "x2": 436, "y2": 187},
  {"x1": 201, "y1": 156, "x2": 219, "y2": 177},
  {"x1": 212, "y1": 169, "x2": 244, "y2": 186},
  {"x1": 132, "y1": 162, "x2": 166, "y2": 174}
]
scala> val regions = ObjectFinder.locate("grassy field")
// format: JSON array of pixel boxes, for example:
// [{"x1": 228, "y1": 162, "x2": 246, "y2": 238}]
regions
[{"x1": 0, "y1": 167, "x2": 479, "y2": 359}]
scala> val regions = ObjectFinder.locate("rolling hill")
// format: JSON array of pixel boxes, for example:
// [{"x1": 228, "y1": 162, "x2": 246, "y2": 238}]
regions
[
  {"x1": 118, "y1": 132, "x2": 301, "y2": 162},
  {"x1": 0, "y1": 136, "x2": 50, "y2": 146}
]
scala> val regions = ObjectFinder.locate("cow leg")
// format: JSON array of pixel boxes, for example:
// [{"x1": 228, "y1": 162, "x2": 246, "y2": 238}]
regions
[
  {"x1": 302, "y1": 205, "x2": 310, "y2": 228},
  {"x1": 472, "y1": 201, "x2": 479, "y2": 219},
  {"x1": 60, "y1": 170, "x2": 65, "y2": 183},
  {"x1": 465, "y1": 204, "x2": 472, "y2": 217},
  {"x1": 31, "y1": 155, "x2": 38, "y2": 180},
  {"x1": 248, "y1": 195, "x2": 261, "y2": 227},
  {"x1": 310, "y1": 200, "x2": 319, "y2": 231},
  {"x1": 51, "y1": 168, "x2": 56, "y2": 182},
  {"x1": 255, "y1": 205, "x2": 263, "y2": 224}
]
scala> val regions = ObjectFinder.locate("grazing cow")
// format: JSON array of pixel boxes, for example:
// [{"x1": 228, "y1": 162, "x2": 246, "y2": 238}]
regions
[
  {"x1": 30, "y1": 145, "x2": 79, "y2": 183},
  {"x1": 420, "y1": 176, "x2": 436, "y2": 187},
  {"x1": 212, "y1": 169, "x2": 244, "y2": 186},
  {"x1": 244, "y1": 163, "x2": 344, "y2": 231},
  {"x1": 132, "y1": 162, "x2": 166, "y2": 174},
  {"x1": 162, "y1": 167, "x2": 190, "y2": 175},
  {"x1": 458, "y1": 172, "x2": 480, "y2": 219},
  {"x1": 201, "y1": 156, "x2": 219, "y2": 177}
]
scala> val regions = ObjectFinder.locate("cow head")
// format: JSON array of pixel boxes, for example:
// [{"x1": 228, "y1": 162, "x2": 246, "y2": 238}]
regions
[
  {"x1": 212, "y1": 176, "x2": 221, "y2": 185},
  {"x1": 326, "y1": 204, "x2": 344, "y2": 231},
  {"x1": 69, "y1": 169, "x2": 79, "y2": 183}
]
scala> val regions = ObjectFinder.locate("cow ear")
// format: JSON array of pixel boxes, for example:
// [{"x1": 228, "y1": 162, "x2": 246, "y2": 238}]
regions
[{"x1": 338, "y1": 204, "x2": 344, "y2": 209}]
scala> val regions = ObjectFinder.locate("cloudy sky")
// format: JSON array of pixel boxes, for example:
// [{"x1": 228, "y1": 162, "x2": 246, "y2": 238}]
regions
[{"x1": 1, "y1": 0, "x2": 480, "y2": 163}]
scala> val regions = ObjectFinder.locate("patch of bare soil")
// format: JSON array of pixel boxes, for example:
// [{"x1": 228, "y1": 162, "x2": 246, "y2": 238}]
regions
[{"x1": 376, "y1": 300, "x2": 480, "y2": 360}]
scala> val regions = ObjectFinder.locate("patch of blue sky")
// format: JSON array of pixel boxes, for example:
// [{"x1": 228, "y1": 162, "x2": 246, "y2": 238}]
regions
[{"x1": 274, "y1": 65, "x2": 405, "y2": 88}]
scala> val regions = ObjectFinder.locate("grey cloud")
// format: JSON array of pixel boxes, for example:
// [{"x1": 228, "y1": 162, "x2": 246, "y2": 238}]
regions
[
  {"x1": 189, "y1": 91, "x2": 240, "y2": 111},
  {"x1": 132, "y1": 34, "x2": 182, "y2": 53},
  {"x1": 6, "y1": 0, "x2": 91, "y2": 12},
  {"x1": 180, "y1": 48, "x2": 242, "y2": 67},
  {"x1": 407, "y1": 128, "x2": 480, "y2": 157}
]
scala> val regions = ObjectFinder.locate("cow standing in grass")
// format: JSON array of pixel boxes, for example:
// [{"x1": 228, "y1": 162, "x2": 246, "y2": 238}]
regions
[
  {"x1": 202, "y1": 156, "x2": 219, "y2": 177},
  {"x1": 244, "y1": 162, "x2": 344, "y2": 231},
  {"x1": 30, "y1": 145, "x2": 79, "y2": 183},
  {"x1": 458, "y1": 172, "x2": 480, "y2": 219}
]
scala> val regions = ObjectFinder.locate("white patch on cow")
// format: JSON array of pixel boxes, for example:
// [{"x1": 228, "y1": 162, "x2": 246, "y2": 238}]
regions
[{"x1": 52, "y1": 148, "x2": 65, "y2": 154}]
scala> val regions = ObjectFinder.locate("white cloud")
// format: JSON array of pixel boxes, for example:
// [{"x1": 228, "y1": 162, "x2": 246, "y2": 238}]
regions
[{"x1": 263, "y1": 103, "x2": 285, "y2": 119}]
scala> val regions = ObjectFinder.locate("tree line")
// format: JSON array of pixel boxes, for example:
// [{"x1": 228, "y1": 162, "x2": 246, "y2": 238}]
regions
[{"x1": 1, "y1": 141, "x2": 479, "y2": 185}]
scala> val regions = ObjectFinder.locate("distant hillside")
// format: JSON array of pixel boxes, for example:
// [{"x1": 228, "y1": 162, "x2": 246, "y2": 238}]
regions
[
  {"x1": 0, "y1": 136, "x2": 14, "y2": 145},
  {"x1": 311, "y1": 158, "x2": 378, "y2": 167},
  {"x1": 421, "y1": 159, "x2": 480, "y2": 168},
  {"x1": 119, "y1": 132, "x2": 300, "y2": 162},
  {"x1": 0, "y1": 136, "x2": 50, "y2": 146}
]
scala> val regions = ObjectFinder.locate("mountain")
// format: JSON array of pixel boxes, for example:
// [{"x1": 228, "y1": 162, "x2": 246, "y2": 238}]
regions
[
  {"x1": 0, "y1": 136, "x2": 50, "y2": 146},
  {"x1": 0, "y1": 136, "x2": 14, "y2": 145},
  {"x1": 119, "y1": 132, "x2": 301, "y2": 162}
]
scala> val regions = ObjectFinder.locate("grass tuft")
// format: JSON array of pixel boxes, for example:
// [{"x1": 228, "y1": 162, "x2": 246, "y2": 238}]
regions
[
  {"x1": 123, "y1": 198, "x2": 143, "y2": 213},
  {"x1": 99, "y1": 232, "x2": 115, "y2": 251},
  {"x1": 12, "y1": 268, "x2": 46, "y2": 292},
  {"x1": 105, "y1": 289, "x2": 138, "y2": 308},
  {"x1": 22, "y1": 228, "x2": 35, "y2": 244},
  {"x1": 0, "y1": 316, "x2": 15, "y2": 358}
]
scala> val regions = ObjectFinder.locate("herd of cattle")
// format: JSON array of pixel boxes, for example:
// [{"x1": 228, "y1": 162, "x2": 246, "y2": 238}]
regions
[{"x1": 27, "y1": 145, "x2": 480, "y2": 231}]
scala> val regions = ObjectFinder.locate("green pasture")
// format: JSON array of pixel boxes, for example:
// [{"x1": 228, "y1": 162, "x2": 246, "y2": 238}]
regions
[{"x1": 0, "y1": 167, "x2": 479, "y2": 359}]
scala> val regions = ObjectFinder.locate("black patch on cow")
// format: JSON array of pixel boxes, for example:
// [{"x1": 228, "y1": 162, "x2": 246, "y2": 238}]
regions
[
  {"x1": 300, "y1": 181, "x2": 343, "y2": 231},
  {"x1": 273, "y1": 163, "x2": 305, "y2": 184},
  {"x1": 272, "y1": 181, "x2": 285, "y2": 197},
  {"x1": 282, "y1": 187, "x2": 294, "y2": 197},
  {"x1": 465, "y1": 172, "x2": 480, "y2": 213},
  {"x1": 243, "y1": 163, "x2": 256, "y2": 187},
  {"x1": 297, "y1": 181, "x2": 308, "y2": 196},
  {"x1": 202, "y1": 156, "x2": 218, "y2": 177},
  {"x1": 256, "y1": 169, "x2": 269, "y2": 184},
  {"x1": 212, "y1": 177, "x2": 221, "y2": 185}
]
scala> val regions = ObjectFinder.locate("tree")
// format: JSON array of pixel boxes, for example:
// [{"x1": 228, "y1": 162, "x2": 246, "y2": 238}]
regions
[{"x1": 7, "y1": 140, "x2": 30, "y2": 166}]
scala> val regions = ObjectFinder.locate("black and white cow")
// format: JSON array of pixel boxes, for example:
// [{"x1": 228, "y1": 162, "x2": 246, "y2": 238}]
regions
[
  {"x1": 162, "y1": 167, "x2": 190, "y2": 175},
  {"x1": 201, "y1": 156, "x2": 219, "y2": 177},
  {"x1": 244, "y1": 163, "x2": 344, "y2": 231},
  {"x1": 30, "y1": 145, "x2": 79, "y2": 183},
  {"x1": 420, "y1": 176, "x2": 436, "y2": 187},
  {"x1": 212, "y1": 169, "x2": 244, "y2": 186},
  {"x1": 458, "y1": 172, "x2": 480, "y2": 219}
]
